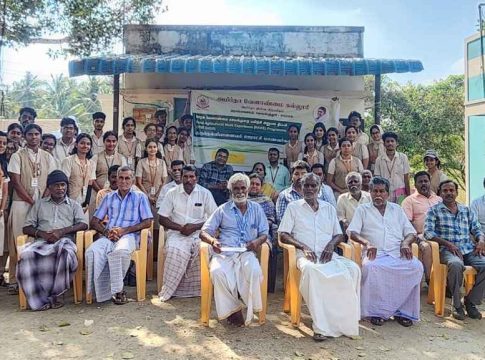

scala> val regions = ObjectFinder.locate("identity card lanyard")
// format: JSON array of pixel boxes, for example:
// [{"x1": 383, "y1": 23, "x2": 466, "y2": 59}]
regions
[{"x1": 233, "y1": 206, "x2": 249, "y2": 247}]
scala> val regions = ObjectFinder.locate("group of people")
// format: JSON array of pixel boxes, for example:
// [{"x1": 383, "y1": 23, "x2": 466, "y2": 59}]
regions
[{"x1": 0, "y1": 106, "x2": 484, "y2": 343}]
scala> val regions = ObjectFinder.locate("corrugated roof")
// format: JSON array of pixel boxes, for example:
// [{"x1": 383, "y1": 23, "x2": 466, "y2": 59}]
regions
[{"x1": 68, "y1": 54, "x2": 423, "y2": 77}]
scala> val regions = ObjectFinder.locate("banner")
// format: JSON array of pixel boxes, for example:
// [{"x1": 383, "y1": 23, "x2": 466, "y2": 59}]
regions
[{"x1": 191, "y1": 90, "x2": 337, "y2": 170}]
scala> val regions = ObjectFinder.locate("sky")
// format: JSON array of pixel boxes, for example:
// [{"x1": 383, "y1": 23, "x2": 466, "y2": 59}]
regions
[{"x1": 1, "y1": 0, "x2": 482, "y2": 85}]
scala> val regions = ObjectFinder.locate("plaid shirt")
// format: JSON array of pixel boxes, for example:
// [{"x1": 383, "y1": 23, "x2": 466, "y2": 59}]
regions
[
  {"x1": 199, "y1": 161, "x2": 234, "y2": 205},
  {"x1": 94, "y1": 189, "x2": 153, "y2": 246},
  {"x1": 276, "y1": 186, "x2": 302, "y2": 223},
  {"x1": 424, "y1": 202, "x2": 483, "y2": 255}
]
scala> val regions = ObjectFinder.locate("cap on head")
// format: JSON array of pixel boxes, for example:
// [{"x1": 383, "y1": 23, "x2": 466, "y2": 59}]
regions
[{"x1": 424, "y1": 149, "x2": 438, "y2": 160}]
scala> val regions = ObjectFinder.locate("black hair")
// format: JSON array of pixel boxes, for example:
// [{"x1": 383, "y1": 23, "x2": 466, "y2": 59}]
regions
[
  {"x1": 303, "y1": 132, "x2": 317, "y2": 154},
  {"x1": 19, "y1": 107, "x2": 37, "y2": 119},
  {"x1": 170, "y1": 159, "x2": 185, "y2": 168},
  {"x1": 0, "y1": 131, "x2": 7, "y2": 173},
  {"x1": 42, "y1": 133, "x2": 57, "y2": 146},
  {"x1": 60, "y1": 117, "x2": 76, "y2": 128},
  {"x1": 122, "y1": 116, "x2": 136, "y2": 129},
  {"x1": 382, "y1": 131, "x2": 398, "y2": 142},
  {"x1": 311, "y1": 163, "x2": 324, "y2": 171},
  {"x1": 103, "y1": 130, "x2": 118, "y2": 142},
  {"x1": 216, "y1": 148, "x2": 229, "y2": 157},
  {"x1": 369, "y1": 176, "x2": 390, "y2": 193},
  {"x1": 142, "y1": 138, "x2": 163, "y2": 159},
  {"x1": 177, "y1": 126, "x2": 189, "y2": 136},
  {"x1": 438, "y1": 180, "x2": 459, "y2": 195},
  {"x1": 291, "y1": 160, "x2": 311, "y2": 174},
  {"x1": 313, "y1": 122, "x2": 328, "y2": 145},
  {"x1": 414, "y1": 170, "x2": 430, "y2": 183},
  {"x1": 369, "y1": 124, "x2": 381, "y2": 135},
  {"x1": 251, "y1": 162, "x2": 267, "y2": 176},
  {"x1": 23, "y1": 123, "x2": 42, "y2": 136},
  {"x1": 108, "y1": 165, "x2": 120, "y2": 177},
  {"x1": 154, "y1": 109, "x2": 167, "y2": 117},
  {"x1": 180, "y1": 114, "x2": 193, "y2": 122},
  {"x1": 143, "y1": 123, "x2": 157, "y2": 133},
  {"x1": 92, "y1": 112, "x2": 106, "y2": 120},
  {"x1": 345, "y1": 125, "x2": 359, "y2": 139},
  {"x1": 287, "y1": 123, "x2": 300, "y2": 133},
  {"x1": 348, "y1": 111, "x2": 364, "y2": 131},
  {"x1": 8, "y1": 123, "x2": 23, "y2": 133},
  {"x1": 70, "y1": 133, "x2": 93, "y2": 159},
  {"x1": 182, "y1": 164, "x2": 197, "y2": 173},
  {"x1": 268, "y1": 147, "x2": 280, "y2": 156},
  {"x1": 338, "y1": 137, "x2": 352, "y2": 148}
]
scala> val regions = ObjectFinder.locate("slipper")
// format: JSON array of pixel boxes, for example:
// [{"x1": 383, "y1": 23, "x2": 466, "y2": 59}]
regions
[
  {"x1": 395, "y1": 316, "x2": 413, "y2": 327},
  {"x1": 370, "y1": 317, "x2": 385, "y2": 326},
  {"x1": 313, "y1": 333, "x2": 326, "y2": 342},
  {"x1": 111, "y1": 291, "x2": 128, "y2": 305},
  {"x1": 51, "y1": 300, "x2": 64, "y2": 309},
  {"x1": 38, "y1": 303, "x2": 52, "y2": 311},
  {"x1": 7, "y1": 283, "x2": 18, "y2": 295}
]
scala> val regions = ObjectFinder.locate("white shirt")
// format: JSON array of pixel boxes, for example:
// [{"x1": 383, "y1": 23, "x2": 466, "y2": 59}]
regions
[
  {"x1": 53, "y1": 138, "x2": 76, "y2": 163},
  {"x1": 158, "y1": 183, "x2": 217, "y2": 241},
  {"x1": 155, "y1": 181, "x2": 179, "y2": 209},
  {"x1": 471, "y1": 195, "x2": 485, "y2": 229},
  {"x1": 374, "y1": 152, "x2": 410, "y2": 192},
  {"x1": 348, "y1": 201, "x2": 416, "y2": 258},
  {"x1": 278, "y1": 199, "x2": 342, "y2": 259},
  {"x1": 336, "y1": 191, "x2": 372, "y2": 223}
]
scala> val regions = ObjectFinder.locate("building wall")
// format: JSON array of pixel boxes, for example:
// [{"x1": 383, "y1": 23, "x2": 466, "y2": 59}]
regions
[
  {"x1": 123, "y1": 25, "x2": 364, "y2": 58},
  {"x1": 465, "y1": 33, "x2": 485, "y2": 204}
]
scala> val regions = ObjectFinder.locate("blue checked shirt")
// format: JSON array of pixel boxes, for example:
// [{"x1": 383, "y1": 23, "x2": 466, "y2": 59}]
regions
[
  {"x1": 94, "y1": 189, "x2": 153, "y2": 246},
  {"x1": 424, "y1": 202, "x2": 483, "y2": 255},
  {"x1": 199, "y1": 161, "x2": 234, "y2": 205},
  {"x1": 202, "y1": 200, "x2": 269, "y2": 248}
]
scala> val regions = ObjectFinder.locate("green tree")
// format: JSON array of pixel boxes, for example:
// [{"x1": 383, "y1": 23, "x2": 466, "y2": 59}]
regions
[
  {"x1": 0, "y1": 0, "x2": 166, "y2": 57},
  {"x1": 367, "y1": 75, "x2": 465, "y2": 189}
]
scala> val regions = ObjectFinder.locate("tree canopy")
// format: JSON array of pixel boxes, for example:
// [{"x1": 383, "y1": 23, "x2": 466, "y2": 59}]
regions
[
  {"x1": 0, "y1": 0, "x2": 165, "y2": 57},
  {"x1": 364, "y1": 74, "x2": 465, "y2": 189}
]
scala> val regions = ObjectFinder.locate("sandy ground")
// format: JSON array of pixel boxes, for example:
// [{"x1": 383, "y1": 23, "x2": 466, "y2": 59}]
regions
[{"x1": 1, "y1": 275, "x2": 485, "y2": 360}]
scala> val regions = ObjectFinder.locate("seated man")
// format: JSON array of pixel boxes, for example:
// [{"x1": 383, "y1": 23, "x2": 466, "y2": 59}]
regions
[
  {"x1": 424, "y1": 180, "x2": 485, "y2": 320},
  {"x1": 156, "y1": 160, "x2": 184, "y2": 209},
  {"x1": 158, "y1": 165, "x2": 217, "y2": 301},
  {"x1": 85, "y1": 166, "x2": 153, "y2": 305},
  {"x1": 276, "y1": 160, "x2": 310, "y2": 222},
  {"x1": 401, "y1": 171, "x2": 441, "y2": 284},
  {"x1": 337, "y1": 171, "x2": 371, "y2": 233},
  {"x1": 349, "y1": 176, "x2": 423, "y2": 327},
  {"x1": 311, "y1": 163, "x2": 337, "y2": 208},
  {"x1": 278, "y1": 173, "x2": 361, "y2": 341},
  {"x1": 199, "y1": 148, "x2": 234, "y2": 206},
  {"x1": 200, "y1": 173, "x2": 269, "y2": 326},
  {"x1": 17, "y1": 170, "x2": 88, "y2": 310}
]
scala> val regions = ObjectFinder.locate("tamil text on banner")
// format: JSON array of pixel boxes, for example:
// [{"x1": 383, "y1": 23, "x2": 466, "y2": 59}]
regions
[{"x1": 190, "y1": 90, "x2": 339, "y2": 171}]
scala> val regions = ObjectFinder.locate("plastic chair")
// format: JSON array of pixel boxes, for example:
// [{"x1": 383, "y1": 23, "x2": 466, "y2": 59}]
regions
[
  {"x1": 84, "y1": 227, "x2": 149, "y2": 303},
  {"x1": 426, "y1": 241, "x2": 477, "y2": 317},
  {"x1": 17, "y1": 232, "x2": 84, "y2": 310},
  {"x1": 278, "y1": 234, "x2": 353, "y2": 327},
  {"x1": 156, "y1": 227, "x2": 166, "y2": 293},
  {"x1": 200, "y1": 242, "x2": 270, "y2": 326},
  {"x1": 147, "y1": 222, "x2": 154, "y2": 281}
]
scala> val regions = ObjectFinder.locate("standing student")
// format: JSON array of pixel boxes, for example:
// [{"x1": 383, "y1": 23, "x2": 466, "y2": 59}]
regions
[
  {"x1": 367, "y1": 125, "x2": 386, "y2": 172},
  {"x1": 177, "y1": 127, "x2": 195, "y2": 165},
  {"x1": 7, "y1": 124, "x2": 56, "y2": 294},
  {"x1": 283, "y1": 124, "x2": 303, "y2": 168},
  {"x1": 61, "y1": 133, "x2": 97, "y2": 218},
  {"x1": 322, "y1": 127, "x2": 340, "y2": 173},
  {"x1": 313, "y1": 122, "x2": 327, "y2": 152},
  {"x1": 136, "y1": 123, "x2": 165, "y2": 159},
  {"x1": 117, "y1": 117, "x2": 141, "y2": 170},
  {"x1": 298, "y1": 133, "x2": 325, "y2": 167},
  {"x1": 423, "y1": 149, "x2": 447, "y2": 194},
  {"x1": 163, "y1": 126, "x2": 183, "y2": 169},
  {"x1": 264, "y1": 148, "x2": 290, "y2": 193},
  {"x1": 91, "y1": 112, "x2": 106, "y2": 155},
  {"x1": 348, "y1": 111, "x2": 369, "y2": 145},
  {"x1": 7, "y1": 123, "x2": 24, "y2": 148},
  {"x1": 374, "y1": 131, "x2": 410, "y2": 203},
  {"x1": 0, "y1": 131, "x2": 9, "y2": 280},
  {"x1": 18, "y1": 107, "x2": 37, "y2": 129},
  {"x1": 53, "y1": 117, "x2": 77, "y2": 163},
  {"x1": 345, "y1": 126, "x2": 369, "y2": 170},
  {"x1": 135, "y1": 138, "x2": 168, "y2": 228}
]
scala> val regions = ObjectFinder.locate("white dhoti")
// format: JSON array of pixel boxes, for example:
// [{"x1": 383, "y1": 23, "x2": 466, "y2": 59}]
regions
[
  {"x1": 85, "y1": 234, "x2": 136, "y2": 302},
  {"x1": 298, "y1": 255, "x2": 361, "y2": 337},
  {"x1": 210, "y1": 251, "x2": 263, "y2": 325},
  {"x1": 7, "y1": 201, "x2": 32, "y2": 283}
]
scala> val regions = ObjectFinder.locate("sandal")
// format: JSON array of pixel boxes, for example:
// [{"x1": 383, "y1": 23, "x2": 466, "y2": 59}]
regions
[
  {"x1": 51, "y1": 296, "x2": 64, "y2": 309},
  {"x1": 395, "y1": 316, "x2": 413, "y2": 327},
  {"x1": 111, "y1": 291, "x2": 128, "y2": 305},
  {"x1": 313, "y1": 333, "x2": 327, "y2": 342},
  {"x1": 7, "y1": 283, "x2": 19, "y2": 295},
  {"x1": 38, "y1": 303, "x2": 52, "y2": 311},
  {"x1": 370, "y1": 317, "x2": 385, "y2": 326}
]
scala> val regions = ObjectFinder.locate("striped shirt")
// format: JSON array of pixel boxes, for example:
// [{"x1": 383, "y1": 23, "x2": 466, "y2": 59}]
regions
[
  {"x1": 202, "y1": 200, "x2": 269, "y2": 248},
  {"x1": 94, "y1": 189, "x2": 153, "y2": 245},
  {"x1": 424, "y1": 202, "x2": 483, "y2": 255}
]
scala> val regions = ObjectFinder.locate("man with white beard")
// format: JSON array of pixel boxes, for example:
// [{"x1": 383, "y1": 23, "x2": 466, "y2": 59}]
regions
[{"x1": 200, "y1": 173, "x2": 269, "y2": 327}]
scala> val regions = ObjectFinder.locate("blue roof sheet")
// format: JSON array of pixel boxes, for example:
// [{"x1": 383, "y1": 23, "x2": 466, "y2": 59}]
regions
[{"x1": 68, "y1": 55, "x2": 423, "y2": 77}]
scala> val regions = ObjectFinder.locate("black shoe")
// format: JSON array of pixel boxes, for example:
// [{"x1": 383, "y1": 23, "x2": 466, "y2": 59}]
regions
[
  {"x1": 465, "y1": 299, "x2": 483, "y2": 320},
  {"x1": 452, "y1": 306, "x2": 466, "y2": 320}
]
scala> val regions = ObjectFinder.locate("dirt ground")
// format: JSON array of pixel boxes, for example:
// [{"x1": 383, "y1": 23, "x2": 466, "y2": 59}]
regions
[{"x1": 1, "y1": 276, "x2": 485, "y2": 360}]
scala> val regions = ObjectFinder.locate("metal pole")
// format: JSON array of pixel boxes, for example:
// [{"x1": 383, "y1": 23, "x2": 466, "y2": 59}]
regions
[
  {"x1": 113, "y1": 74, "x2": 120, "y2": 133},
  {"x1": 479, "y1": 4, "x2": 485, "y2": 98},
  {"x1": 374, "y1": 73, "x2": 381, "y2": 125}
]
